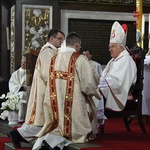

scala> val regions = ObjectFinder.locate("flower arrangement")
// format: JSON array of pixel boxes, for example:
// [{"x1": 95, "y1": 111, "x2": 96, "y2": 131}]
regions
[{"x1": 0, "y1": 92, "x2": 26, "y2": 120}]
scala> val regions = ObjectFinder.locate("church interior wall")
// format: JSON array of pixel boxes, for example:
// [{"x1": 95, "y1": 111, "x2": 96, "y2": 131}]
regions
[{"x1": 0, "y1": 0, "x2": 150, "y2": 95}]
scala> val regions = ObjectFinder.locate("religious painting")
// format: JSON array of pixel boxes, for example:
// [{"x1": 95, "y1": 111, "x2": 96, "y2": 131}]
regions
[{"x1": 22, "y1": 5, "x2": 52, "y2": 52}]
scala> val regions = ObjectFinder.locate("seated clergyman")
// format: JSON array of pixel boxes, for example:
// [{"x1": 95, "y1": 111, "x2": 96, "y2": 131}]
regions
[{"x1": 98, "y1": 21, "x2": 137, "y2": 111}]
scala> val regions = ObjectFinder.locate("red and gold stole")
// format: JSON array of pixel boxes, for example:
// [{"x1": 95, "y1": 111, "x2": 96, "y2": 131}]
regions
[
  {"x1": 49, "y1": 52, "x2": 80, "y2": 140},
  {"x1": 28, "y1": 46, "x2": 52, "y2": 124}
]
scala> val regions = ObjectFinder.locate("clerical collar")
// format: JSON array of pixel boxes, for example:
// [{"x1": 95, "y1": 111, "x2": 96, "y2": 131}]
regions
[
  {"x1": 19, "y1": 67, "x2": 26, "y2": 73},
  {"x1": 112, "y1": 50, "x2": 127, "y2": 62},
  {"x1": 42, "y1": 42, "x2": 57, "y2": 51},
  {"x1": 60, "y1": 47, "x2": 76, "y2": 53}
]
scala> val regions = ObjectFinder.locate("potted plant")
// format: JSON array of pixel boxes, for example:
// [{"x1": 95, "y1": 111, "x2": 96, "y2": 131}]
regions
[{"x1": 0, "y1": 92, "x2": 26, "y2": 125}]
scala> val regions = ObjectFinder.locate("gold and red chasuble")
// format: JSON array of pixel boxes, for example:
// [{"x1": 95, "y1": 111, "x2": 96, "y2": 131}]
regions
[
  {"x1": 49, "y1": 52, "x2": 80, "y2": 140},
  {"x1": 28, "y1": 46, "x2": 52, "y2": 124}
]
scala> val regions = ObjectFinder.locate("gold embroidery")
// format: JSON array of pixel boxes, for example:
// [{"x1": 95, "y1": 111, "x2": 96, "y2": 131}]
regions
[
  {"x1": 48, "y1": 52, "x2": 80, "y2": 140},
  {"x1": 28, "y1": 46, "x2": 52, "y2": 124},
  {"x1": 63, "y1": 52, "x2": 79, "y2": 139},
  {"x1": 28, "y1": 78, "x2": 37, "y2": 124}
]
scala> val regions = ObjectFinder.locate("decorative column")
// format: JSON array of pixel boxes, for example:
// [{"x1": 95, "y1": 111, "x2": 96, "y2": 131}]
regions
[
  {"x1": 149, "y1": 14, "x2": 150, "y2": 52},
  {"x1": 10, "y1": 5, "x2": 16, "y2": 73},
  {"x1": 146, "y1": 14, "x2": 150, "y2": 56},
  {"x1": 134, "y1": 0, "x2": 143, "y2": 48},
  {"x1": 141, "y1": 15, "x2": 145, "y2": 49}
]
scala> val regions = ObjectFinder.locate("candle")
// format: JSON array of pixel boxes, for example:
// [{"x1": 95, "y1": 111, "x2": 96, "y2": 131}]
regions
[
  {"x1": 141, "y1": 14, "x2": 145, "y2": 49},
  {"x1": 141, "y1": 15, "x2": 145, "y2": 37},
  {"x1": 136, "y1": 0, "x2": 143, "y2": 47},
  {"x1": 149, "y1": 14, "x2": 150, "y2": 49},
  {"x1": 6, "y1": 27, "x2": 10, "y2": 50}
]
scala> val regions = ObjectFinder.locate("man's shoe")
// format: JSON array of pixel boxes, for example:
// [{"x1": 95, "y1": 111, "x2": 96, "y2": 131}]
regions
[
  {"x1": 54, "y1": 146, "x2": 61, "y2": 150},
  {"x1": 43, "y1": 140, "x2": 53, "y2": 150},
  {"x1": 62, "y1": 146, "x2": 67, "y2": 150},
  {"x1": 7, "y1": 129, "x2": 29, "y2": 148},
  {"x1": 38, "y1": 146, "x2": 48, "y2": 150},
  {"x1": 7, "y1": 130, "x2": 21, "y2": 148}
]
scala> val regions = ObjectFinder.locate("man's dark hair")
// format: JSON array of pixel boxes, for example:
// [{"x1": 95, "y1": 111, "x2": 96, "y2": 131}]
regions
[
  {"x1": 82, "y1": 49, "x2": 92, "y2": 55},
  {"x1": 66, "y1": 32, "x2": 81, "y2": 46},
  {"x1": 48, "y1": 28, "x2": 65, "y2": 40}
]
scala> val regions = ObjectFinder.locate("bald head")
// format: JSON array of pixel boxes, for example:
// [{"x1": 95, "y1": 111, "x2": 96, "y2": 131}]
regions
[{"x1": 21, "y1": 57, "x2": 26, "y2": 69}]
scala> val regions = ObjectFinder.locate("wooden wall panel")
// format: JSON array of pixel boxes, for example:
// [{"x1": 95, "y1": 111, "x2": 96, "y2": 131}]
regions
[
  {"x1": 14, "y1": 0, "x2": 59, "y2": 71},
  {"x1": 0, "y1": 0, "x2": 150, "y2": 84}
]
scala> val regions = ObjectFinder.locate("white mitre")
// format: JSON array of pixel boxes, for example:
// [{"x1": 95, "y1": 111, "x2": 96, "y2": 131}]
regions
[{"x1": 110, "y1": 21, "x2": 128, "y2": 45}]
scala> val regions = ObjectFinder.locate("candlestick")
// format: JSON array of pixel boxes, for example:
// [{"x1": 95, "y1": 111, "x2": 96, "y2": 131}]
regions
[
  {"x1": 136, "y1": 0, "x2": 143, "y2": 47},
  {"x1": 6, "y1": 27, "x2": 10, "y2": 50},
  {"x1": 149, "y1": 14, "x2": 150, "y2": 49},
  {"x1": 141, "y1": 15, "x2": 145, "y2": 49},
  {"x1": 141, "y1": 15, "x2": 145, "y2": 37},
  {"x1": 146, "y1": 14, "x2": 150, "y2": 55}
]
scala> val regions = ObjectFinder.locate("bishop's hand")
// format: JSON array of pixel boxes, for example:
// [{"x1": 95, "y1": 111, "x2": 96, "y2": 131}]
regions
[{"x1": 98, "y1": 77, "x2": 108, "y2": 88}]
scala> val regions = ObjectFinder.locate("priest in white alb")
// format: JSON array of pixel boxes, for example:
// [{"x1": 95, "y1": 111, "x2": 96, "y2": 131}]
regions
[
  {"x1": 9, "y1": 57, "x2": 28, "y2": 122},
  {"x1": 32, "y1": 32, "x2": 102, "y2": 150}
]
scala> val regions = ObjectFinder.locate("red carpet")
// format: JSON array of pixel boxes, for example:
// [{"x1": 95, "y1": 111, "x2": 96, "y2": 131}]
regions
[
  {"x1": 89, "y1": 117, "x2": 150, "y2": 150},
  {"x1": 0, "y1": 137, "x2": 31, "y2": 150},
  {"x1": 0, "y1": 137, "x2": 11, "y2": 149},
  {"x1": 0, "y1": 117, "x2": 150, "y2": 150},
  {"x1": 0, "y1": 136, "x2": 31, "y2": 150},
  {"x1": 81, "y1": 148, "x2": 112, "y2": 150},
  {"x1": 15, "y1": 148, "x2": 32, "y2": 150}
]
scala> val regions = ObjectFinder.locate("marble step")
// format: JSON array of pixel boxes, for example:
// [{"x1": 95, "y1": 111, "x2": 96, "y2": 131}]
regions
[
  {"x1": 67, "y1": 143, "x2": 101, "y2": 150},
  {"x1": 0, "y1": 120, "x2": 21, "y2": 134},
  {"x1": 0, "y1": 120, "x2": 101, "y2": 150},
  {"x1": 5, "y1": 142, "x2": 100, "y2": 150},
  {"x1": 0, "y1": 120, "x2": 13, "y2": 134},
  {"x1": 5, "y1": 143, "x2": 32, "y2": 150}
]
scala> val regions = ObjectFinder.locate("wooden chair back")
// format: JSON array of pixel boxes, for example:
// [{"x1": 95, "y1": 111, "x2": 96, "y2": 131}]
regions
[{"x1": 23, "y1": 49, "x2": 39, "y2": 86}]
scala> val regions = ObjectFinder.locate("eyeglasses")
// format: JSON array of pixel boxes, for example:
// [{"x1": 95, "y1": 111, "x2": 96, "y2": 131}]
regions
[{"x1": 54, "y1": 36, "x2": 63, "y2": 41}]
